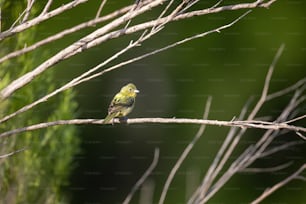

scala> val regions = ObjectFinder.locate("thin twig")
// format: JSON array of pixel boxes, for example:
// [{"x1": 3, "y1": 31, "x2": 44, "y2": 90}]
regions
[
  {"x1": 158, "y1": 97, "x2": 212, "y2": 204},
  {"x1": 123, "y1": 148, "x2": 160, "y2": 204},
  {"x1": 259, "y1": 140, "x2": 305, "y2": 158},
  {"x1": 239, "y1": 161, "x2": 293, "y2": 173},
  {"x1": 175, "y1": 0, "x2": 277, "y2": 21},
  {"x1": 248, "y1": 44, "x2": 285, "y2": 120},
  {"x1": 251, "y1": 164, "x2": 306, "y2": 204},
  {"x1": 284, "y1": 114, "x2": 306, "y2": 124},
  {"x1": 0, "y1": 0, "x2": 88, "y2": 41},
  {"x1": 95, "y1": 0, "x2": 108, "y2": 19},
  {"x1": 266, "y1": 78, "x2": 306, "y2": 101},
  {"x1": 40, "y1": 0, "x2": 53, "y2": 16},
  {"x1": 296, "y1": 132, "x2": 306, "y2": 140},
  {"x1": 22, "y1": 0, "x2": 35, "y2": 22}
]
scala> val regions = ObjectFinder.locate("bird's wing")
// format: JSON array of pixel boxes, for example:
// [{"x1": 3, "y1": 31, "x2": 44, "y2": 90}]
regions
[{"x1": 108, "y1": 94, "x2": 134, "y2": 114}]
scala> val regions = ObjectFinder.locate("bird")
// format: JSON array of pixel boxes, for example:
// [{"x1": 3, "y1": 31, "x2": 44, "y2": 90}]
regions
[{"x1": 103, "y1": 83, "x2": 139, "y2": 124}]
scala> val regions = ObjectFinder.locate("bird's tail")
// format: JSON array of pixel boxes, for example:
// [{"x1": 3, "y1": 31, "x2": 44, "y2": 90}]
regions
[{"x1": 103, "y1": 113, "x2": 116, "y2": 124}]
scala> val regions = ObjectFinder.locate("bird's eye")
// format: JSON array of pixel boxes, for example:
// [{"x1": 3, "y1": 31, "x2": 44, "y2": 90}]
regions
[{"x1": 129, "y1": 88, "x2": 132, "y2": 92}]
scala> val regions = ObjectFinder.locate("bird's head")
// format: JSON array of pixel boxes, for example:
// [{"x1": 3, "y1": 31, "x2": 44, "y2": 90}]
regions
[{"x1": 120, "y1": 83, "x2": 140, "y2": 97}]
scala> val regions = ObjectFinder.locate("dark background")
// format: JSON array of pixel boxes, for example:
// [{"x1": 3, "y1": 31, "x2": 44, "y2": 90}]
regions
[{"x1": 37, "y1": 0, "x2": 306, "y2": 203}]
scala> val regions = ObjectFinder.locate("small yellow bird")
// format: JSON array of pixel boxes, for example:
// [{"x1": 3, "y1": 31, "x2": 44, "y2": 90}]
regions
[{"x1": 103, "y1": 83, "x2": 139, "y2": 124}]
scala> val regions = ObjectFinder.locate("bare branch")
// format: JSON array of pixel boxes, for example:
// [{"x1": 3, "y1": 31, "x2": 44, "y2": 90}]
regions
[
  {"x1": 0, "y1": 37, "x2": 142, "y2": 125},
  {"x1": 22, "y1": 0, "x2": 35, "y2": 22},
  {"x1": 0, "y1": 0, "x2": 278, "y2": 99},
  {"x1": 296, "y1": 131, "x2": 306, "y2": 140},
  {"x1": 175, "y1": 0, "x2": 276, "y2": 21},
  {"x1": 77, "y1": 11, "x2": 251, "y2": 86},
  {"x1": 95, "y1": 0, "x2": 108, "y2": 19},
  {"x1": 40, "y1": 0, "x2": 53, "y2": 16},
  {"x1": 0, "y1": 0, "x2": 165, "y2": 99},
  {"x1": 266, "y1": 78, "x2": 306, "y2": 101},
  {"x1": 0, "y1": 10, "x2": 249, "y2": 125},
  {"x1": 123, "y1": 148, "x2": 160, "y2": 204},
  {"x1": 0, "y1": 4, "x2": 133, "y2": 64},
  {"x1": 187, "y1": 43, "x2": 303, "y2": 204},
  {"x1": 239, "y1": 161, "x2": 293, "y2": 173},
  {"x1": 191, "y1": 98, "x2": 253, "y2": 203},
  {"x1": 159, "y1": 97, "x2": 212, "y2": 204},
  {"x1": 259, "y1": 140, "x2": 305, "y2": 158},
  {"x1": 0, "y1": 117, "x2": 305, "y2": 139},
  {"x1": 248, "y1": 44, "x2": 285, "y2": 120},
  {"x1": 285, "y1": 114, "x2": 306, "y2": 124},
  {"x1": 0, "y1": 0, "x2": 88, "y2": 41},
  {"x1": 251, "y1": 164, "x2": 306, "y2": 204}
]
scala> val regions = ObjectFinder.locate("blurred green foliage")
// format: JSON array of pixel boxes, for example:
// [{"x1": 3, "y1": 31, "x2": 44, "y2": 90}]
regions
[{"x1": 0, "y1": 1, "x2": 79, "y2": 203}]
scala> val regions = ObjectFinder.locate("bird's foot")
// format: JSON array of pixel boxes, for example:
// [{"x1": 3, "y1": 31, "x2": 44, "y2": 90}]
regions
[{"x1": 119, "y1": 117, "x2": 128, "y2": 124}]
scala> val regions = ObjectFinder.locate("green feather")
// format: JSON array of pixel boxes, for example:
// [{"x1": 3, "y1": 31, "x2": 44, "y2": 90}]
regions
[{"x1": 103, "y1": 112, "x2": 117, "y2": 124}]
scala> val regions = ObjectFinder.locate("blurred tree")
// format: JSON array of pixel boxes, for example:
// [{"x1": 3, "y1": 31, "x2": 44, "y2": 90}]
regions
[{"x1": 0, "y1": 1, "x2": 80, "y2": 203}]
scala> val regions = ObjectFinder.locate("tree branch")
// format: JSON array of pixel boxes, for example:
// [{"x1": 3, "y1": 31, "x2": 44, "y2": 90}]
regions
[
  {"x1": 239, "y1": 161, "x2": 293, "y2": 173},
  {"x1": 0, "y1": 2, "x2": 132, "y2": 64},
  {"x1": 248, "y1": 43, "x2": 285, "y2": 120},
  {"x1": 187, "y1": 43, "x2": 305, "y2": 204},
  {"x1": 0, "y1": 0, "x2": 278, "y2": 99},
  {"x1": 0, "y1": 0, "x2": 166, "y2": 99},
  {"x1": 0, "y1": 10, "x2": 250, "y2": 125},
  {"x1": 0, "y1": 0, "x2": 88, "y2": 41},
  {"x1": 0, "y1": 117, "x2": 305, "y2": 139}
]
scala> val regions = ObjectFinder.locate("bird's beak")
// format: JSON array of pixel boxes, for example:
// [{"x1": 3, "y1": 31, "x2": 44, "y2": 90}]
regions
[{"x1": 134, "y1": 89, "x2": 140, "y2": 93}]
